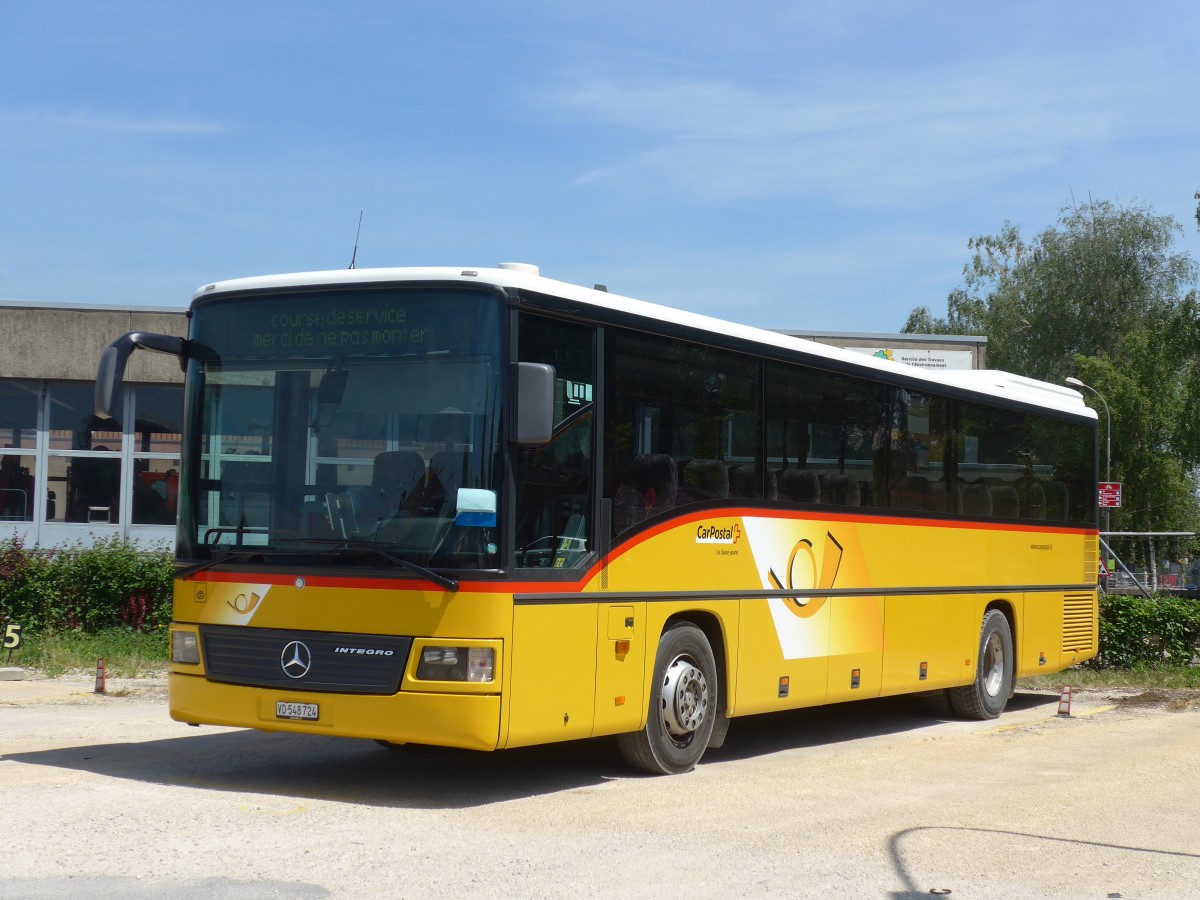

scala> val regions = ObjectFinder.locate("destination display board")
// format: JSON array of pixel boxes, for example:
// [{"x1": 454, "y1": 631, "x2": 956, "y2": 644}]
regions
[{"x1": 192, "y1": 288, "x2": 498, "y2": 358}]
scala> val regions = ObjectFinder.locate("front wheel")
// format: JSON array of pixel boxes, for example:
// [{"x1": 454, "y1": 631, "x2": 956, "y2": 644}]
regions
[
  {"x1": 618, "y1": 623, "x2": 718, "y2": 775},
  {"x1": 950, "y1": 609, "x2": 1013, "y2": 720}
]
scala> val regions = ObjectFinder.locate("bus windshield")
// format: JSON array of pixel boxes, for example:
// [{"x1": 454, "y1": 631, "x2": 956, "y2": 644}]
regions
[{"x1": 179, "y1": 287, "x2": 503, "y2": 570}]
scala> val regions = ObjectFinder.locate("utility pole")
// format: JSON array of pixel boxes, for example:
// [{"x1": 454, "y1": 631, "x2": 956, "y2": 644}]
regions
[{"x1": 1065, "y1": 377, "x2": 1112, "y2": 534}]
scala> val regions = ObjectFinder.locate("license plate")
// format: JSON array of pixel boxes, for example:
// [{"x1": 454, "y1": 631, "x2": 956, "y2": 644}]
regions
[{"x1": 276, "y1": 701, "x2": 319, "y2": 721}]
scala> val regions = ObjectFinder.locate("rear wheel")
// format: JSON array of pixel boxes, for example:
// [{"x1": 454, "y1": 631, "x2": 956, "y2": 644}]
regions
[
  {"x1": 950, "y1": 609, "x2": 1013, "y2": 720},
  {"x1": 618, "y1": 623, "x2": 718, "y2": 775}
]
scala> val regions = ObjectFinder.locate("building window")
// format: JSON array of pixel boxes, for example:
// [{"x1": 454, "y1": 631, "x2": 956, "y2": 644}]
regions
[
  {"x1": 44, "y1": 383, "x2": 122, "y2": 524},
  {"x1": 47, "y1": 382, "x2": 122, "y2": 451},
  {"x1": 131, "y1": 385, "x2": 182, "y2": 525},
  {"x1": 0, "y1": 380, "x2": 39, "y2": 522},
  {"x1": 25, "y1": 381, "x2": 184, "y2": 529}
]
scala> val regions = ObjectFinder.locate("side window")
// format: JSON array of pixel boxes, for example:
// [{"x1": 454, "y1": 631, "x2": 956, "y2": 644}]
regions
[
  {"x1": 957, "y1": 401, "x2": 1027, "y2": 519},
  {"x1": 1029, "y1": 414, "x2": 1094, "y2": 524},
  {"x1": 886, "y1": 389, "x2": 954, "y2": 514},
  {"x1": 514, "y1": 315, "x2": 594, "y2": 569},
  {"x1": 605, "y1": 331, "x2": 761, "y2": 537},
  {"x1": 765, "y1": 361, "x2": 885, "y2": 509}
]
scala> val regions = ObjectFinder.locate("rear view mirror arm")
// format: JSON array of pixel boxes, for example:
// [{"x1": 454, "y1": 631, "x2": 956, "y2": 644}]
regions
[{"x1": 95, "y1": 331, "x2": 187, "y2": 419}]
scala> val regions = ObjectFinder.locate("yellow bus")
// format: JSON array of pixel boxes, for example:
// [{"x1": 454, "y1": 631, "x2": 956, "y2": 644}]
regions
[{"x1": 96, "y1": 263, "x2": 1098, "y2": 774}]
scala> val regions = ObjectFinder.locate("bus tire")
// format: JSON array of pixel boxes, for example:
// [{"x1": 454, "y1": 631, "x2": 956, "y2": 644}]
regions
[
  {"x1": 618, "y1": 622, "x2": 717, "y2": 775},
  {"x1": 911, "y1": 688, "x2": 955, "y2": 718},
  {"x1": 950, "y1": 609, "x2": 1013, "y2": 720}
]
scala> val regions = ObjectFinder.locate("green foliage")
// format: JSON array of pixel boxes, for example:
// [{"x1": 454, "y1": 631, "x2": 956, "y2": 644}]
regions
[
  {"x1": 904, "y1": 197, "x2": 1200, "y2": 537},
  {"x1": 0, "y1": 535, "x2": 173, "y2": 635},
  {"x1": 1090, "y1": 593, "x2": 1200, "y2": 670}
]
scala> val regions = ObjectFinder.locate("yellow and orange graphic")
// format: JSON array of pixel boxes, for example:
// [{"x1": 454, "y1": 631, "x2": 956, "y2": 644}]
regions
[
  {"x1": 203, "y1": 582, "x2": 273, "y2": 625},
  {"x1": 743, "y1": 517, "x2": 881, "y2": 661}
]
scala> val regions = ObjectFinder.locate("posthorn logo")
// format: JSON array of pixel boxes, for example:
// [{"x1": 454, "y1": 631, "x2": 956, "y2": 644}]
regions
[{"x1": 280, "y1": 640, "x2": 313, "y2": 679}]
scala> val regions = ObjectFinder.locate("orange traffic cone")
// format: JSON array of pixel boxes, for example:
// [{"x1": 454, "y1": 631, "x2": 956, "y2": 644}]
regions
[{"x1": 94, "y1": 657, "x2": 107, "y2": 694}]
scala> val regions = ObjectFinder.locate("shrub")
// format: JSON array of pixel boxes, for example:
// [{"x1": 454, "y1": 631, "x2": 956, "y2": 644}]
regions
[
  {"x1": 1090, "y1": 593, "x2": 1200, "y2": 669},
  {"x1": 0, "y1": 535, "x2": 172, "y2": 635},
  {"x1": 0, "y1": 536, "x2": 56, "y2": 633}
]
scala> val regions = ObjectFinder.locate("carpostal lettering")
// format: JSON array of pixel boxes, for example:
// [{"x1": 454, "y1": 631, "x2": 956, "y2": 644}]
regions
[
  {"x1": 696, "y1": 523, "x2": 741, "y2": 545},
  {"x1": 334, "y1": 647, "x2": 394, "y2": 656}
]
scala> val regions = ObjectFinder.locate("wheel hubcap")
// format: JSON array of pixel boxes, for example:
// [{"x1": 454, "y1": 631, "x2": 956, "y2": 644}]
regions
[
  {"x1": 982, "y1": 631, "x2": 1005, "y2": 698},
  {"x1": 661, "y1": 655, "x2": 708, "y2": 737}
]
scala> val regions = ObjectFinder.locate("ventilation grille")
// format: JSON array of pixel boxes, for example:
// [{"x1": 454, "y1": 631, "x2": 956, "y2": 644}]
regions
[
  {"x1": 1084, "y1": 535, "x2": 1098, "y2": 584},
  {"x1": 201, "y1": 624, "x2": 410, "y2": 694},
  {"x1": 1062, "y1": 593, "x2": 1096, "y2": 653}
]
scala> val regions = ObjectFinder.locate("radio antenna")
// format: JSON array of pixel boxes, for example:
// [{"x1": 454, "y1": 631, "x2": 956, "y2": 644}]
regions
[{"x1": 348, "y1": 210, "x2": 364, "y2": 269}]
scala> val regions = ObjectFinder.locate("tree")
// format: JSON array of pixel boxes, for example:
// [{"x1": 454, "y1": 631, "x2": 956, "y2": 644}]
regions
[{"x1": 904, "y1": 197, "x2": 1200, "y2": 545}]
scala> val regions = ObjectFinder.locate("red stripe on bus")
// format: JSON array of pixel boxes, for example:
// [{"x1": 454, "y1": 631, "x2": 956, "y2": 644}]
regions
[{"x1": 190, "y1": 510, "x2": 1095, "y2": 594}]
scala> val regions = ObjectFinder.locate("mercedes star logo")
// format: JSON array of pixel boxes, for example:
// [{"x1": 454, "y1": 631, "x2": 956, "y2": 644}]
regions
[{"x1": 280, "y1": 640, "x2": 313, "y2": 679}]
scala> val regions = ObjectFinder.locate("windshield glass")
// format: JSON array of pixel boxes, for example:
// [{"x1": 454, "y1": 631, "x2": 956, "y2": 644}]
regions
[{"x1": 179, "y1": 286, "x2": 503, "y2": 570}]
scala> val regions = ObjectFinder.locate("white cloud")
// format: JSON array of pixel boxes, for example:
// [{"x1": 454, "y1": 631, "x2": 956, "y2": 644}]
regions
[{"x1": 545, "y1": 58, "x2": 1157, "y2": 205}]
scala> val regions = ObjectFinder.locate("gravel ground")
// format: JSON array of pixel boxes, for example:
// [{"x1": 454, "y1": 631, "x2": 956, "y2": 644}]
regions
[{"x1": 2, "y1": 673, "x2": 1198, "y2": 899}]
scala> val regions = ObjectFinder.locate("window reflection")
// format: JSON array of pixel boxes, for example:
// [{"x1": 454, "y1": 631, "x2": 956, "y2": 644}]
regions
[
  {"x1": 132, "y1": 458, "x2": 180, "y2": 525},
  {"x1": 48, "y1": 383, "x2": 121, "y2": 451},
  {"x1": 0, "y1": 454, "x2": 35, "y2": 521},
  {"x1": 0, "y1": 381, "x2": 39, "y2": 448},
  {"x1": 44, "y1": 455, "x2": 122, "y2": 524},
  {"x1": 134, "y1": 385, "x2": 183, "y2": 454}
]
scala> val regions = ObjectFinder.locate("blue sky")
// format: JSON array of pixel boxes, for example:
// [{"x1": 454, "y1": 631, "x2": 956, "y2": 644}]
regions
[{"x1": 2, "y1": 1, "x2": 1198, "y2": 332}]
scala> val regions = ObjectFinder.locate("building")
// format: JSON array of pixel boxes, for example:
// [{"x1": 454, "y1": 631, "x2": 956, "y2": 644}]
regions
[
  {"x1": 0, "y1": 301, "x2": 986, "y2": 549},
  {"x1": 0, "y1": 301, "x2": 188, "y2": 549},
  {"x1": 779, "y1": 331, "x2": 987, "y2": 371}
]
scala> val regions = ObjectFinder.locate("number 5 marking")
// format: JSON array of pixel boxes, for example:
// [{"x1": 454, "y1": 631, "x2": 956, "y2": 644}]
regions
[{"x1": 3, "y1": 623, "x2": 22, "y2": 650}]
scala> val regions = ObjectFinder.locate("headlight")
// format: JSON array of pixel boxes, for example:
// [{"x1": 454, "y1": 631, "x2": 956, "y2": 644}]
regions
[
  {"x1": 171, "y1": 631, "x2": 200, "y2": 665},
  {"x1": 416, "y1": 646, "x2": 494, "y2": 682}
]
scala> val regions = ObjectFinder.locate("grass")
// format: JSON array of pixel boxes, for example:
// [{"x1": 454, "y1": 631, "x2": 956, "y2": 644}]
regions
[
  {"x1": 1021, "y1": 666, "x2": 1200, "y2": 692},
  {"x1": 3, "y1": 627, "x2": 168, "y2": 679}
]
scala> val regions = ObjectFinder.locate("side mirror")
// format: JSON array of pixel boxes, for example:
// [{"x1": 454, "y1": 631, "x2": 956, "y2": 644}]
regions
[
  {"x1": 317, "y1": 368, "x2": 349, "y2": 404},
  {"x1": 513, "y1": 362, "x2": 555, "y2": 445},
  {"x1": 95, "y1": 332, "x2": 187, "y2": 418}
]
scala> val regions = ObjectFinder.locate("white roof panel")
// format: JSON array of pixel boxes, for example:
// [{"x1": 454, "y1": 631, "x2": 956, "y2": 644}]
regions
[{"x1": 192, "y1": 265, "x2": 1096, "y2": 420}]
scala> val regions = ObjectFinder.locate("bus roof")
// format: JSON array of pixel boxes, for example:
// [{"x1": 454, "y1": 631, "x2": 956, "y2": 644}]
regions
[{"x1": 192, "y1": 264, "x2": 1096, "y2": 421}]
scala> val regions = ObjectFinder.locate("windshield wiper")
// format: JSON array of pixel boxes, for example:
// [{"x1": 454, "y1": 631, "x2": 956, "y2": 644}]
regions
[
  {"x1": 181, "y1": 535, "x2": 459, "y2": 592},
  {"x1": 176, "y1": 548, "x2": 301, "y2": 579},
  {"x1": 321, "y1": 540, "x2": 459, "y2": 592}
]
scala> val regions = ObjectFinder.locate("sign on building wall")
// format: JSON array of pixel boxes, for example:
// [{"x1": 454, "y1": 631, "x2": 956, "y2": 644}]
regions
[{"x1": 848, "y1": 347, "x2": 975, "y2": 370}]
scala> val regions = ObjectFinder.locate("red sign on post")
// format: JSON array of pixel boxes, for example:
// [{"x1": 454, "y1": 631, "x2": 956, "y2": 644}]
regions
[{"x1": 1098, "y1": 482, "x2": 1122, "y2": 508}]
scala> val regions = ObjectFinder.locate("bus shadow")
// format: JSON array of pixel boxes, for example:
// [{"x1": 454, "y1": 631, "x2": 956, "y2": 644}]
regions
[
  {"x1": 703, "y1": 690, "x2": 1057, "y2": 764},
  {"x1": 3, "y1": 729, "x2": 621, "y2": 809},
  {"x1": 3, "y1": 691, "x2": 1058, "y2": 809}
]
